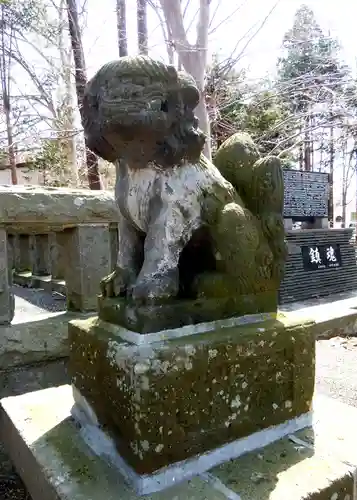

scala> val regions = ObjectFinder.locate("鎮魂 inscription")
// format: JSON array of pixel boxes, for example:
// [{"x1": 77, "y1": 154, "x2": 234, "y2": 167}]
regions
[{"x1": 301, "y1": 244, "x2": 342, "y2": 271}]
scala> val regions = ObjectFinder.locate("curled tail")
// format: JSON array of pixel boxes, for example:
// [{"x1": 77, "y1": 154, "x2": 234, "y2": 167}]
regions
[{"x1": 214, "y1": 132, "x2": 287, "y2": 284}]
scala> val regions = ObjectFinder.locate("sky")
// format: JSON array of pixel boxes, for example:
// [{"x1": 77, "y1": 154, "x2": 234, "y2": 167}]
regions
[
  {"x1": 82, "y1": 0, "x2": 357, "y2": 81},
  {"x1": 80, "y1": 0, "x2": 357, "y2": 220}
]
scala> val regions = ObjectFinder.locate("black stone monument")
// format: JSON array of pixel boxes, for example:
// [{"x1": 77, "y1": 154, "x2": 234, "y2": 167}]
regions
[{"x1": 279, "y1": 169, "x2": 357, "y2": 303}]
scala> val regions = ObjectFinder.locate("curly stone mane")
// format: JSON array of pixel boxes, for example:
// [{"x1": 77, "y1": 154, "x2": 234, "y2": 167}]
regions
[{"x1": 82, "y1": 56, "x2": 206, "y2": 166}]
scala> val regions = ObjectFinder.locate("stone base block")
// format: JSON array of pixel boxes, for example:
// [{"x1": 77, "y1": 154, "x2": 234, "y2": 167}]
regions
[
  {"x1": 68, "y1": 314, "x2": 316, "y2": 474},
  {"x1": 1, "y1": 386, "x2": 357, "y2": 500},
  {"x1": 98, "y1": 293, "x2": 278, "y2": 333},
  {"x1": 0, "y1": 310, "x2": 94, "y2": 369}
]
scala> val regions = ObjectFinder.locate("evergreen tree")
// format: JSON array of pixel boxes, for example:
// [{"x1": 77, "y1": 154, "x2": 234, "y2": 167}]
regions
[
  {"x1": 206, "y1": 59, "x2": 295, "y2": 166},
  {"x1": 277, "y1": 4, "x2": 349, "y2": 172}
]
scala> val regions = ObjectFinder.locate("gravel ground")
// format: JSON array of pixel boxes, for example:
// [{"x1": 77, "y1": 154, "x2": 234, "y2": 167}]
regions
[
  {"x1": 2, "y1": 287, "x2": 357, "y2": 499},
  {"x1": 12, "y1": 284, "x2": 66, "y2": 317},
  {"x1": 316, "y1": 336, "x2": 357, "y2": 405}
]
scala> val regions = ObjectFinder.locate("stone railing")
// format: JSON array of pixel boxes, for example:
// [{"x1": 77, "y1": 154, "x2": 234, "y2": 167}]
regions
[{"x1": 0, "y1": 185, "x2": 119, "y2": 325}]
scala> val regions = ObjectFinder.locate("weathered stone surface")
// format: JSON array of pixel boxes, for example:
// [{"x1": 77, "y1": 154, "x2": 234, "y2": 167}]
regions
[
  {"x1": 16, "y1": 234, "x2": 34, "y2": 272},
  {"x1": 1, "y1": 386, "x2": 228, "y2": 500},
  {"x1": 0, "y1": 228, "x2": 14, "y2": 325},
  {"x1": 84, "y1": 56, "x2": 286, "y2": 322},
  {"x1": 98, "y1": 293, "x2": 278, "y2": 333},
  {"x1": 280, "y1": 290, "x2": 357, "y2": 339},
  {"x1": 69, "y1": 315, "x2": 315, "y2": 474},
  {"x1": 64, "y1": 225, "x2": 114, "y2": 311},
  {"x1": 33, "y1": 233, "x2": 51, "y2": 276},
  {"x1": 50, "y1": 231, "x2": 67, "y2": 280},
  {"x1": 7, "y1": 233, "x2": 15, "y2": 270},
  {"x1": 0, "y1": 185, "x2": 118, "y2": 232},
  {"x1": 0, "y1": 310, "x2": 92, "y2": 369},
  {"x1": 1, "y1": 387, "x2": 356, "y2": 500}
]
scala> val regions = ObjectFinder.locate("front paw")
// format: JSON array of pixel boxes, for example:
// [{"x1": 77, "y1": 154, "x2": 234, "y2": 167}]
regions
[
  {"x1": 130, "y1": 271, "x2": 179, "y2": 304},
  {"x1": 100, "y1": 268, "x2": 133, "y2": 297}
]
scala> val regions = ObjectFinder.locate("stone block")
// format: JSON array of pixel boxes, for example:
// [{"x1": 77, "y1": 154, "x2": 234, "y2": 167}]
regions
[
  {"x1": 17, "y1": 234, "x2": 33, "y2": 272},
  {"x1": 69, "y1": 314, "x2": 316, "y2": 474},
  {"x1": 284, "y1": 218, "x2": 293, "y2": 230},
  {"x1": 109, "y1": 223, "x2": 119, "y2": 268},
  {"x1": 33, "y1": 233, "x2": 51, "y2": 276},
  {"x1": 98, "y1": 293, "x2": 279, "y2": 333},
  {"x1": 50, "y1": 231, "x2": 67, "y2": 280},
  {"x1": 0, "y1": 386, "x2": 228, "y2": 500},
  {"x1": 63, "y1": 224, "x2": 113, "y2": 312},
  {"x1": 0, "y1": 185, "x2": 118, "y2": 232},
  {"x1": 1, "y1": 386, "x2": 356, "y2": 500},
  {"x1": 0, "y1": 310, "x2": 93, "y2": 369},
  {"x1": 0, "y1": 228, "x2": 14, "y2": 325},
  {"x1": 7, "y1": 234, "x2": 15, "y2": 269}
]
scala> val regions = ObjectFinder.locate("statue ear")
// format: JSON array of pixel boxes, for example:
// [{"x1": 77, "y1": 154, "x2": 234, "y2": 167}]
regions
[{"x1": 177, "y1": 71, "x2": 200, "y2": 108}]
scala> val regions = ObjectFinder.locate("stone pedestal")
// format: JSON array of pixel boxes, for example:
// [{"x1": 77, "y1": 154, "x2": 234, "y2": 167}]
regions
[
  {"x1": 98, "y1": 292, "x2": 279, "y2": 333},
  {"x1": 69, "y1": 313, "x2": 316, "y2": 475}
]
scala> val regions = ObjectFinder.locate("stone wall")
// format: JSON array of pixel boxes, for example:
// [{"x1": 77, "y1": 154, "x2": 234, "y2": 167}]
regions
[{"x1": 279, "y1": 229, "x2": 357, "y2": 303}]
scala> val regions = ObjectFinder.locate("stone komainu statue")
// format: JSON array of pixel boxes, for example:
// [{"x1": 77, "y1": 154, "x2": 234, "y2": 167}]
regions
[{"x1": 82, "y1": 56, "x2": 287, "y2": 314}]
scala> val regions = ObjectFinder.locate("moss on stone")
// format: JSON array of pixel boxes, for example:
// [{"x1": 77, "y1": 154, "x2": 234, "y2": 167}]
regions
[
  {"x1": 191, "y1": 134, "x2": 287, "y2": 309},
  {"x1": 214, "y1": 132, "x2": 260, "y2": 201},
  {"x1": 42, "y1": 419, "x2": 95, "y2": 482},
  {"x1": 69, "y1": 315, "x2": 315, "y2": 474},
  {"x1": 97, "y1": 293, "x2": 279, "y2": 333}
]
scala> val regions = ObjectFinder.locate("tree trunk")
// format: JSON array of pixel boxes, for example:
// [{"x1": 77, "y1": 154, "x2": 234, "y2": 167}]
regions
[
  {"x1": 299, "y1": 124, "x2": 303, "y2": 170},
  {"x1": 303, "y1": 114, "x2": 311, "y2": 171},
  {"x1": 0, "y1": 5, "x2": 17, "y2": 184},
  {"x1": 137, "y1": 0, "x2": 148, "y2": 55},
  {"x1": 66, "y1": 0, "x2": 102, "y2": 189},
  {"x1": 342, "y1": 188, "x2": 346, "y2": 228},
  {"x1": 58, "y1": 0, "x2": 78, "y2": 186},
  {"x1": 328, "y1": 119, "x2": 334, "y2": 224},
  {"x1": 158, "y1": 0, "x2": 212, "y2": 161},
  {"x1": 116, "y1": 0, "x2": 128, "y2": 56},
  {"x1": 341, "y1": 137, "x2": 348, "y2": 229},
  {"x1": 355, "y1": 149, "x2": 357, "y2": 237},
  {"x1": 3, "y1": 92, "x2": 17, "y2": 184}
]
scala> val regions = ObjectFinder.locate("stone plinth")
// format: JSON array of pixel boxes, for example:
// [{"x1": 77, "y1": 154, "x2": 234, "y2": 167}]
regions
[
  {"x1": 98, "y1": 293, "x2": 278, "y2": 333},
  {"x1": 2, "y1": 386, "x2": 357, "y2": 499},
  {"x1": 69, "y1": 313, "x2": 316, "y2": 475}
]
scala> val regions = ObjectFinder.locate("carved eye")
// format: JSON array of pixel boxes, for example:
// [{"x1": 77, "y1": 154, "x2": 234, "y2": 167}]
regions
[{"x1": 160, "y1": 100, "x2": 169, "y2": 112}]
